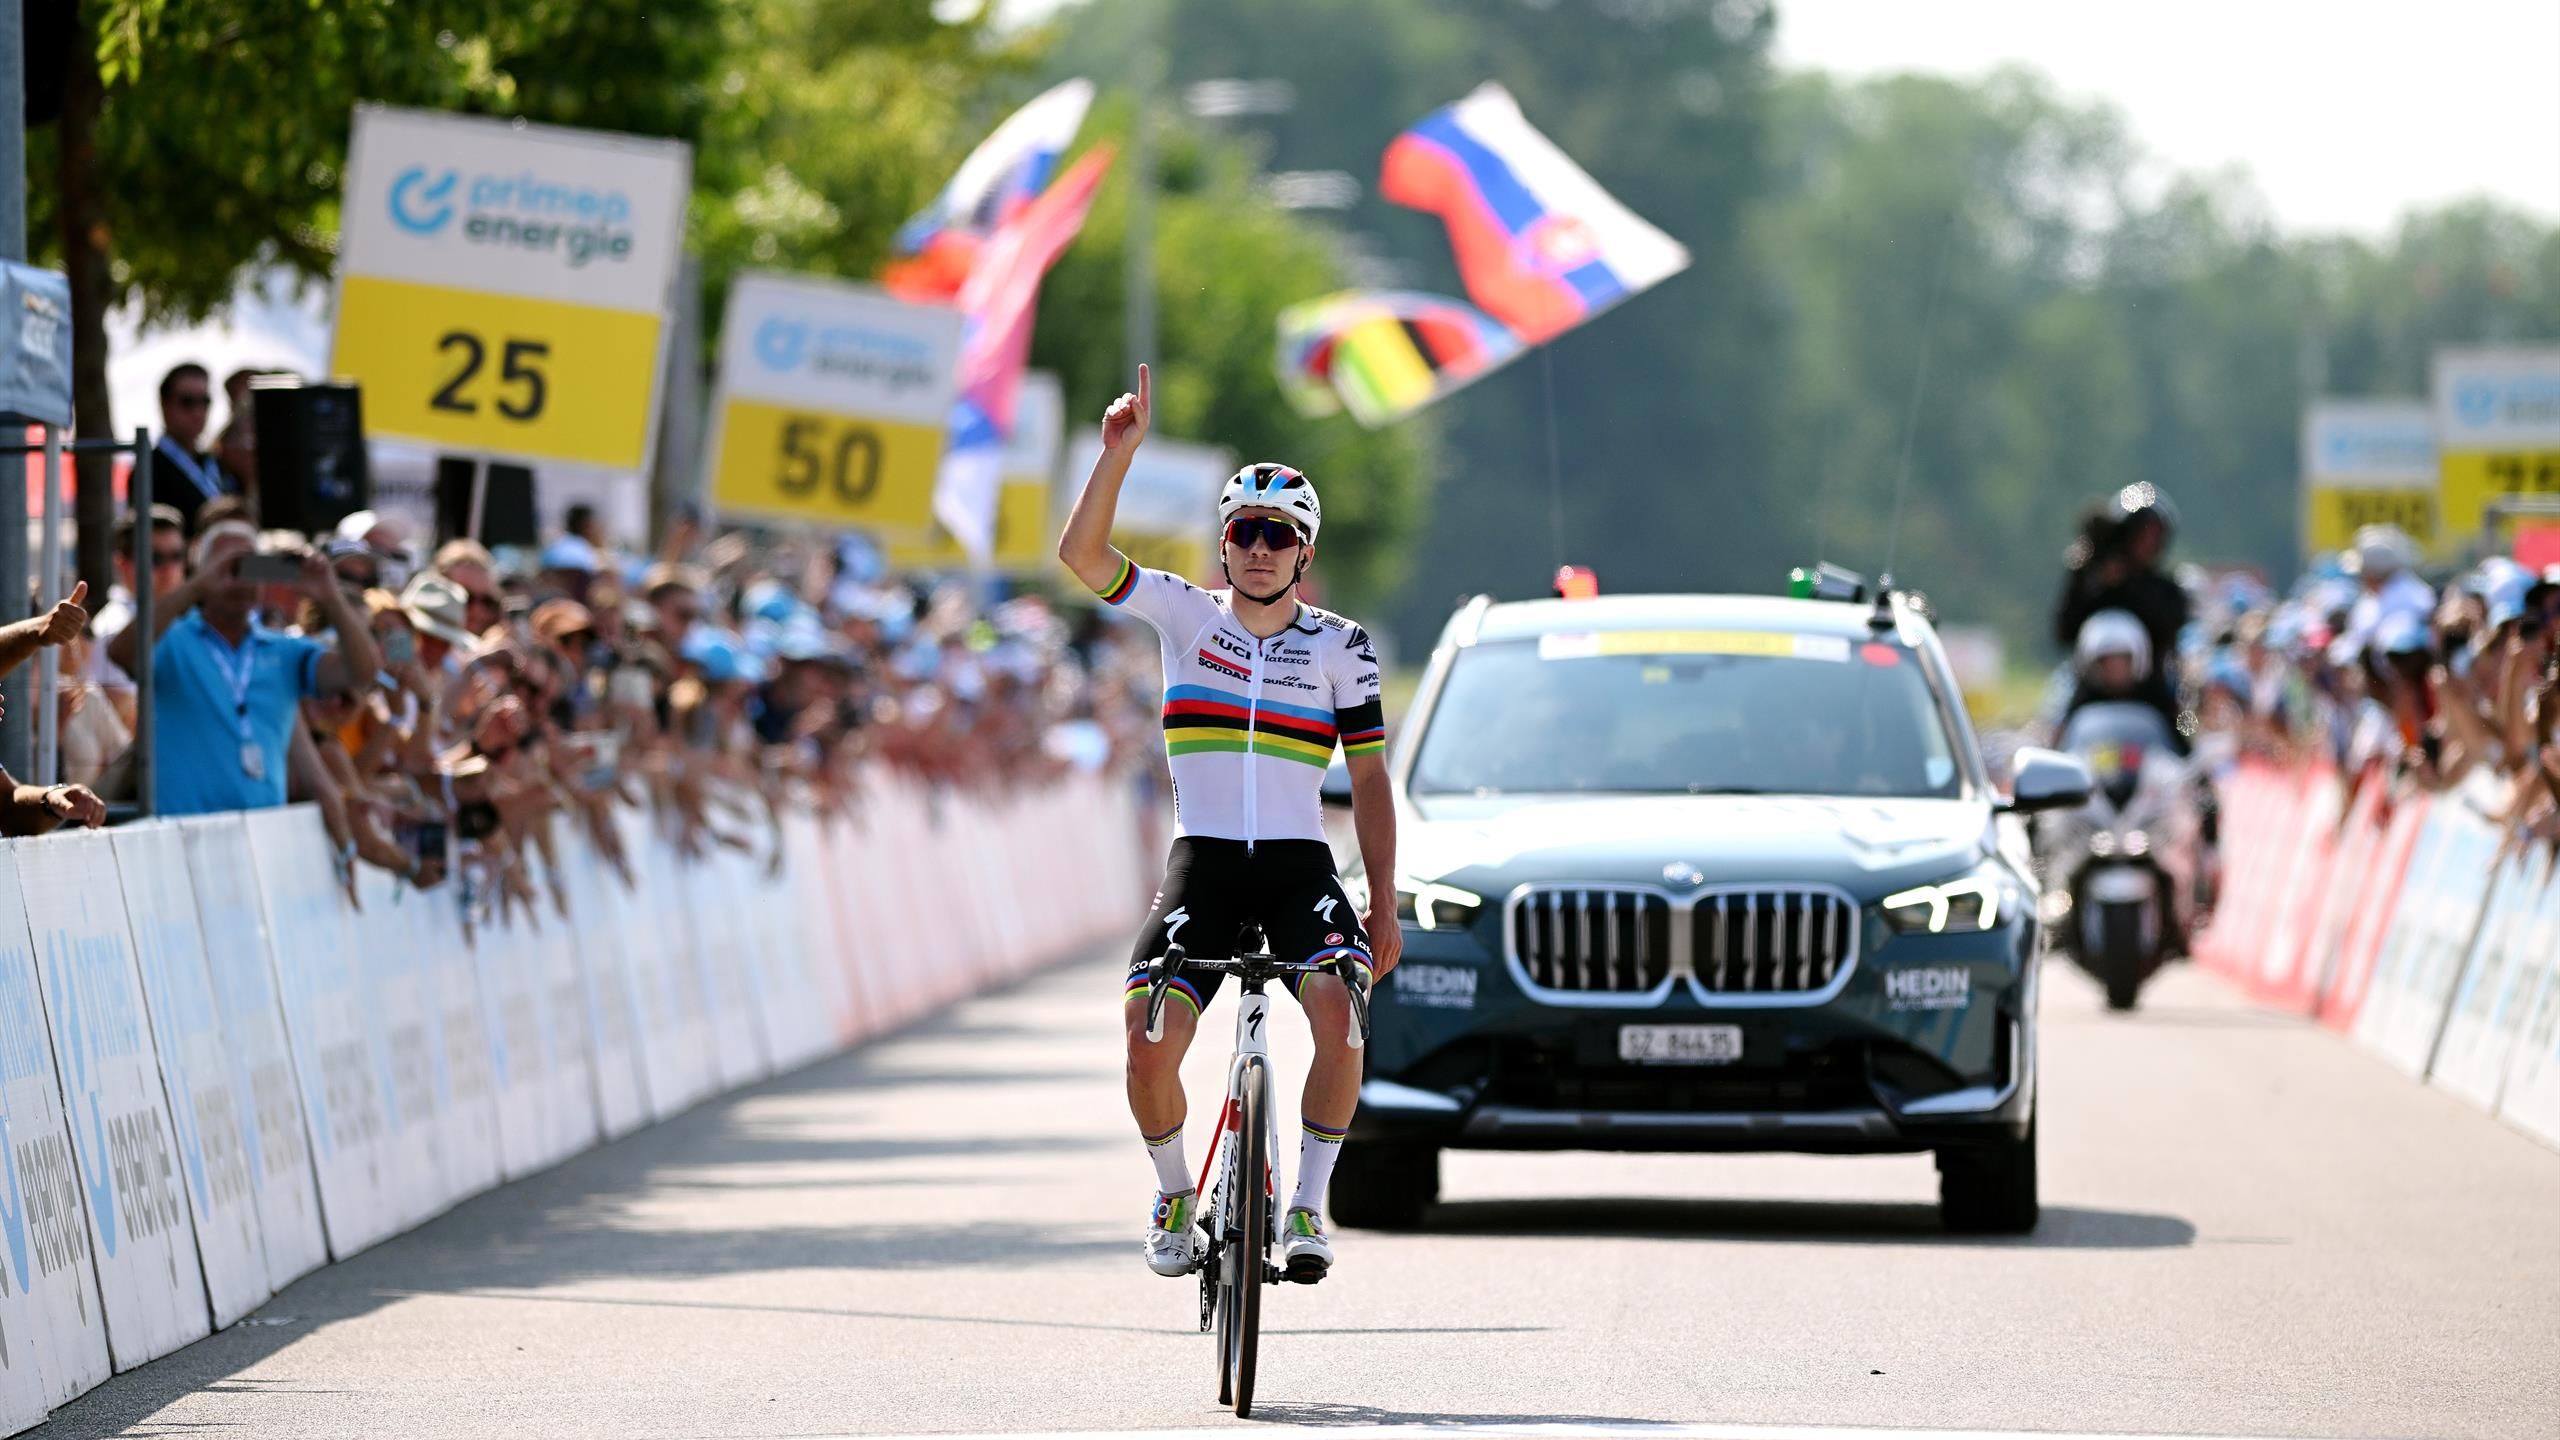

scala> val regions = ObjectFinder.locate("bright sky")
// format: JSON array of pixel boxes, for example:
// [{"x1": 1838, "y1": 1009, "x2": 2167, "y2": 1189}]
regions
[{"x1": 1773, "y1": 0, "x2": 2560, "y2": 238}]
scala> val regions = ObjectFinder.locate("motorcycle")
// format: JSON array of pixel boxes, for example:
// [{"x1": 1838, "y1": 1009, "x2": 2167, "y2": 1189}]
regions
[{"x1": 2037, "y1": 701, "x2": 2201, "y2": 1011}]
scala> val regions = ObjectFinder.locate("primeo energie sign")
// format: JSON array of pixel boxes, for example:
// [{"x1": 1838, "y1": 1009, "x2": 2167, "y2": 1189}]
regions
[{"x1": 331, "y1": 106, "x2": 691, "y2": 472}]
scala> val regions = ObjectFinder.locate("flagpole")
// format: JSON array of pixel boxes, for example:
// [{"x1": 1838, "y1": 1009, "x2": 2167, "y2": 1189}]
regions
[{"x1": 1124, "y1": 9, "x2": 1161, "y2": 377}]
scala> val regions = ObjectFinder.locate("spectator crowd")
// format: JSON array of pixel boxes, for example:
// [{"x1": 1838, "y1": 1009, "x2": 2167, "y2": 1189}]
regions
[
  {"x1": 27, "y1": 360, "x2": 1163, "y2": 931},
  {"x1": 2045, "y1": 484, "x2": 2560, "y2": 851}
]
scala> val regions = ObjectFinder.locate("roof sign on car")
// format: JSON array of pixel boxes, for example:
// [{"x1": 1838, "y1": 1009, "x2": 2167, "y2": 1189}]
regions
[
  {"x1": 1537, "y1": 630, "x2": 1851, "y2": 662},
  {"x1": 1553, "y1": 565, "x2": 1600, "y2": 599}
]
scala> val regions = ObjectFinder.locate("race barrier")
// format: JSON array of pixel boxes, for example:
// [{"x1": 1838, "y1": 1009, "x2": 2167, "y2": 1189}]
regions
[
  {"x1": 2195, "y1": 757, "x2": 2560, "y2": 1151},
  {"x1": 0, "y1": 770, "x2": 1148, "y2": 1436}
]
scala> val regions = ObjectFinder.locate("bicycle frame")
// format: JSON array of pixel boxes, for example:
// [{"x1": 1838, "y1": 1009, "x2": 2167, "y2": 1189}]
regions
[{"x1": 1197, "y1": 986, "x2": 1278, "y2": 1254}]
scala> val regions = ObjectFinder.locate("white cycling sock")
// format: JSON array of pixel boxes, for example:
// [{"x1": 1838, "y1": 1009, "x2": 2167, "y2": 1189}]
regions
[
  {"x1": 1143, "y1": 1121, "x2": 1190, "y2": 1196},
  {"x1": 1291, "y1": 1117, "x2": 1349, "y2": 1215}
]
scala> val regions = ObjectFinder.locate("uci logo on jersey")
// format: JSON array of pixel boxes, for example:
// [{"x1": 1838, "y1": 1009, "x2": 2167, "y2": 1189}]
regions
[{"x1": 1209, "y1": 632, "x2": 1253, "y2": 663}]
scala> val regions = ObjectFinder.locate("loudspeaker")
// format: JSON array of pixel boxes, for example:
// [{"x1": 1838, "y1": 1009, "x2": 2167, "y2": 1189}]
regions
[
  {"x1": 434, "y1": 457, "x2": 538, "y2": 548},
  {"x1": 254, "y1": 382, "x2": 370, "y2": 534}
]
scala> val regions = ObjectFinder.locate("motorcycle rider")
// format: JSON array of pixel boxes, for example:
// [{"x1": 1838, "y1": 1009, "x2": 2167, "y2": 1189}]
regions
[
  {"x1": 2053, "y1": 484, "x2": 2190, "y2": 742},
  {"x1": 2061, "y1": 609, "x2": 2199, "y2": 951}
]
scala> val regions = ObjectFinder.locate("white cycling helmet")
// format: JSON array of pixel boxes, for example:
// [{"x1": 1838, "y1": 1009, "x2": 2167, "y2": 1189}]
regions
[
  {"x1": 2074, "y1": 608, "x2": 2152, "y2": 678},
  {"x1": 1218, "y1": 462, "x2": 1322, "y2": 543}
]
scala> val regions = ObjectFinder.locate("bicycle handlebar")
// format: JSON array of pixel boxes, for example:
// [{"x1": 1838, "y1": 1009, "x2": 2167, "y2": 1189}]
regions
[{"x1": 1141, "y1": 943, "x2": 1371, "y2": 1050}]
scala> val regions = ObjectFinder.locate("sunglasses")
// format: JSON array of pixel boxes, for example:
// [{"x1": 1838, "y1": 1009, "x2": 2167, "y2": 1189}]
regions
[
  {"x1": 1222, "y1": 516, "x2": 1304, "y2": 552},
  {"x1": 169, "y1": 393, "x2": 211, "y2": 411},
  {"x1": 149, "y1": 548, "x2": 185, "y2": 569}
]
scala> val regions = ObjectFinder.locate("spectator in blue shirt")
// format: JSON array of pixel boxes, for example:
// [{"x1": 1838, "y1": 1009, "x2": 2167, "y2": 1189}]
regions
[{"x1": 106, "y1": 520, "x2": 382, "y2": 816}]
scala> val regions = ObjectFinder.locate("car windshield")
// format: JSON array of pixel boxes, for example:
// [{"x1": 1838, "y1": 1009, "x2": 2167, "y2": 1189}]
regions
[{"x1": 1410, "y1": 631, "x2": 1965, "y2": 799}]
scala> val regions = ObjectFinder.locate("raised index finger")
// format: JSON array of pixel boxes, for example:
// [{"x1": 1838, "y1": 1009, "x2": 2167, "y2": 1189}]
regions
[
  {"x1": 62, "y1": 580, "x2": 86, "y2": 609},
  {"x1": 1136, "y1": 362, "x2": 1150, "y2": 408}
]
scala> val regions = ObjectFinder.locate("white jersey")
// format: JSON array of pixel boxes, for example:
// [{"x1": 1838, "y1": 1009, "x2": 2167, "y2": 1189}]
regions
[{"x1": 1095, "y1": 557, "x2": 1385, "y2": 844}]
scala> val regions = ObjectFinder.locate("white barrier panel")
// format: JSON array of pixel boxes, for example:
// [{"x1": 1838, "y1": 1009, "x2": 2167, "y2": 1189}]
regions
[
  {"x1": 734, "y1": 841, "x2": 830, "y2": 1073},
  {"x1": 474, "y1": 903, "x2": 556, "y2": 1181},
  {"x1": 2430, "y1": 845, "x2": 2553, "y2": 1109},
  {"x1": 15, "y1": 834, "x2": 212, "y2": 1369},
  {"x1": 108, "y1": 827, "x2": 271, "y2": 1329},
  {"x1": 621, "y1": 808, "x2": 719, "y2": 1117},
  {"x1": 2494, "y1": 856, "x2": 2560, "y2": 1147},
  {"x1": 175, "y1": 818, "x2": 327, "y2": 1293},
  {"x1": 414, "y1": 880, "x2": 501, "y2": 1207},
  {"x1": 781, "y1": 813, "x2": 862, "y2": 1049},
  {"x1": 532, "y1": 896, "x2": 602, "y2": 1168},
  {"x1": 2354, "y1": 782, "x2": 2506, "y2": 1078},
  {"x1": 347, "y1": 871, "x2": 462, "y2": 1228},
  {"x1": 554, "y1": 827, "x2": 651, "y2": 1141},
  {"x1": 0, "y1": 851, "x2": 108, "y2": 1418},
  {"x1": 686, "y1": 840, "x2": 770, "y2": 1091},
  {"x1": 243, "y1": 808, "x2": 401, "y2": 1258}
]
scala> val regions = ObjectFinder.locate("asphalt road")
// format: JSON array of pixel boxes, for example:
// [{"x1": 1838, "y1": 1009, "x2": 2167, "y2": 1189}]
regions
[{"x1": 33, "y1": 948, "x2": 2560, "y2": 1440}]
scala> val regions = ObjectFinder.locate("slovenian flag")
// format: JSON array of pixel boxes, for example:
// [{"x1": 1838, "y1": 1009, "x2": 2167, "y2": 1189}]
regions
[
  {"x1": 887, "y1": 79, "x2": 1095, "y2": 304},
  {"x1": 1380, "y1": 83, "x2": 1689, "y2": 345}
]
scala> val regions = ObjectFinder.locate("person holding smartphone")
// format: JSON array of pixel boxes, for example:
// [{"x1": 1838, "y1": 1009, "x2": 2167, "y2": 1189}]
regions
[{"x1": 108, "y1": 521, "x2": 382, "y2": 816}]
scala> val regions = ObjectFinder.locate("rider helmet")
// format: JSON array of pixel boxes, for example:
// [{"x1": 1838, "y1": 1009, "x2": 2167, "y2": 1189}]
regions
[
  {"x1": 2074, "y1": 609, "x2": 2153, "y2": 679},
  {"x1": 2109, "y1": 482, "x2": 2179, "y2": 535},
  {"x1": 1219, "y1": 463, "x2": 1322, "y2": 543}
]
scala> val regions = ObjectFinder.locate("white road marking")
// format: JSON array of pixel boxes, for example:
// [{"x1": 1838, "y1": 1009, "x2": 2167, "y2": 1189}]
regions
[
  {"x1": 833, "y1": 1427, "x2": 2337, "y2": 1440},
  {"x1": 829, "y1": 1414, "x2": 2334, "y2": 1424}
]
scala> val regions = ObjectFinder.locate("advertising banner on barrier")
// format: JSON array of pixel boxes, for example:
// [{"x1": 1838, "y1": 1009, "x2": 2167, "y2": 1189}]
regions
[
  {"x1": 689, "y1": 848, "x2": 771, "y2": 1091},
  {"x1": 15, "y1": 834, "x2": 213, "y2": 1369},
  {"x1": 545, "y1": 907, "x2": 604, "y2": 1167},
  {"x1": 2493, "y1": 861, "x2": 2560, "y2": 1147},
  {"x1": 347, "y1": 871, "x2": 460, "y2": 1228},
  {"x1": 176, "y1": 818, "x2": 327, "y2": 1290},
  {"x1": 2430, "y1": 845, "x2": 2552, "y2": 1111},
  {"x1": 553, "y1": 829, "x2": 650, "y2": 1140},
  {"x1": 407, "y1": 876, "x2": 500, "y2": 1208},
  {"x1": 243, "y1": 808, "x2": 401, "y2": 1259},
  {"x1": 614, "y1": 808, "x2": 715, "y2": 1118},
  {"x1": 2319, "y1": 789, "x2": 2432, "y2": 1033},
  {"x1": 0, "y1": 846, "x2": 108, "y2": 1414},
  {"x1": 475, "y1": 908, "x2": 557, "y2": 1182},
  {"x1": 2354, "y1": 782, "x2": 2508, "y2": 1078},
  {"x1": 109, "y1": 827, "x2": 271, "y2": 1329}
]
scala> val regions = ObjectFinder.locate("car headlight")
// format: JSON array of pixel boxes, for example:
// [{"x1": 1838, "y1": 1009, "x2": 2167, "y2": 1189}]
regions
[
  {"x1": 1881, "y1": 873, "x2": 2003, "y2": 934},
  {"x1": 1395, "y1": 880, "x2": 1485, "y2": 931}
]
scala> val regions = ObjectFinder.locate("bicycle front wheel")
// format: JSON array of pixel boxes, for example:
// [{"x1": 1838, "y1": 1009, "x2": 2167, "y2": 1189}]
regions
[{"x1": 1224, "y1": 1058, "x2": 1269, "y2": 1417}]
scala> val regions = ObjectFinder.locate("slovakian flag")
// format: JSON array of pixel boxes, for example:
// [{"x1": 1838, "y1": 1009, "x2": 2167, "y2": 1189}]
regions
[
  {"x1": 886, "y1": 79, "x2": 1095, "y2": 304},
  {"x1": 1380, "y1": 83, "x2": 1689, "y2": 346},
  {"x1": 931, "y1": 146, "x2": 1114, "y2": 560}
]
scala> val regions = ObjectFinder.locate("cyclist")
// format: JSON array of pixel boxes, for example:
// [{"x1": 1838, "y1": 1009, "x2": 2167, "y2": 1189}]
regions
[{"x1": 1057, "y1": 365, "x2": 1403, "y2": 1283}]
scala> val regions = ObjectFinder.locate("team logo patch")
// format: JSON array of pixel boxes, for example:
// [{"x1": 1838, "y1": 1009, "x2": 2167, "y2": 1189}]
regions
[
  {"x1": 1325, "y1": 932, "x2": 1343, "y2": 946},
  {"x1": 1196, "y1": 647, "x2": 1251, "y2": 681}
]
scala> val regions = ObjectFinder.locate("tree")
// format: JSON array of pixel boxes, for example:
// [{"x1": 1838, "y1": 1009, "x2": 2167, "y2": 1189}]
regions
[{"x1": 34, "y1": 0, "x2": 727, "y2": 594}]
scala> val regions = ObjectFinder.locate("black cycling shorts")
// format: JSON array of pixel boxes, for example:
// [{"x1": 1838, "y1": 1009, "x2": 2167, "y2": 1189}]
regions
[{"x1": 1122, "y1": 838, "x2": 1372, "y2": 1017}]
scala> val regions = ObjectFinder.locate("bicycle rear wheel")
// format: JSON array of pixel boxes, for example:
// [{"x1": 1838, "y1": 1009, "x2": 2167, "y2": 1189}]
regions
[{"x1": 1224, "y1": 1059, "x2": 1269, "y2": 1417}]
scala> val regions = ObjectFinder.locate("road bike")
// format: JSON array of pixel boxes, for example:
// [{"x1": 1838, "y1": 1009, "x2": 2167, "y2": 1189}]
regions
[{"x1": 1140, "y1": 935, "x2": 1370, "y2": 1417}]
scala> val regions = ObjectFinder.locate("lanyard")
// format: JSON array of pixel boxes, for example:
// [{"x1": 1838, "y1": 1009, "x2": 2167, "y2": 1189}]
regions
[
  {"x1": 159, "y1": 439, "x2": 225, "y2": 501},
  {"x1": 203, "y1": 631, "x2": 258, "y2": 743}
]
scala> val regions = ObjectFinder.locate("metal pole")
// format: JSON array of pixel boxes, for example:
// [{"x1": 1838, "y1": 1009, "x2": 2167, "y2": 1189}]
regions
[
  {"x1": 133, "y1": 429, "x2": 153, "y2": 817},
  {"x1": 0, "y1": 9, "x2": 29, "y2": 783},
  {"x1": 34, "y1": 425, "x2": 61, "y2": 785},
  {"x1": 465, "y1": 455, "x2": 489, "y2": 543},
  {"x1": 1124, "y1": 21, "x2": 1161, "y2": 379}
]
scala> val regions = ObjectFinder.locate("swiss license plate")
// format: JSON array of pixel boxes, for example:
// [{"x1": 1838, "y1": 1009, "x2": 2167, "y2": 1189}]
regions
[{"x1": 1618, "y1": 1024, "x2": 1743, "y2": 1065}]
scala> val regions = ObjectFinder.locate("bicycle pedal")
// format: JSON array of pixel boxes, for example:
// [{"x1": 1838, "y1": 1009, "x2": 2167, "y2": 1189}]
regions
[{"x1": 1282, "y1": 1257, "x2": 1329, "y2": 1285}]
